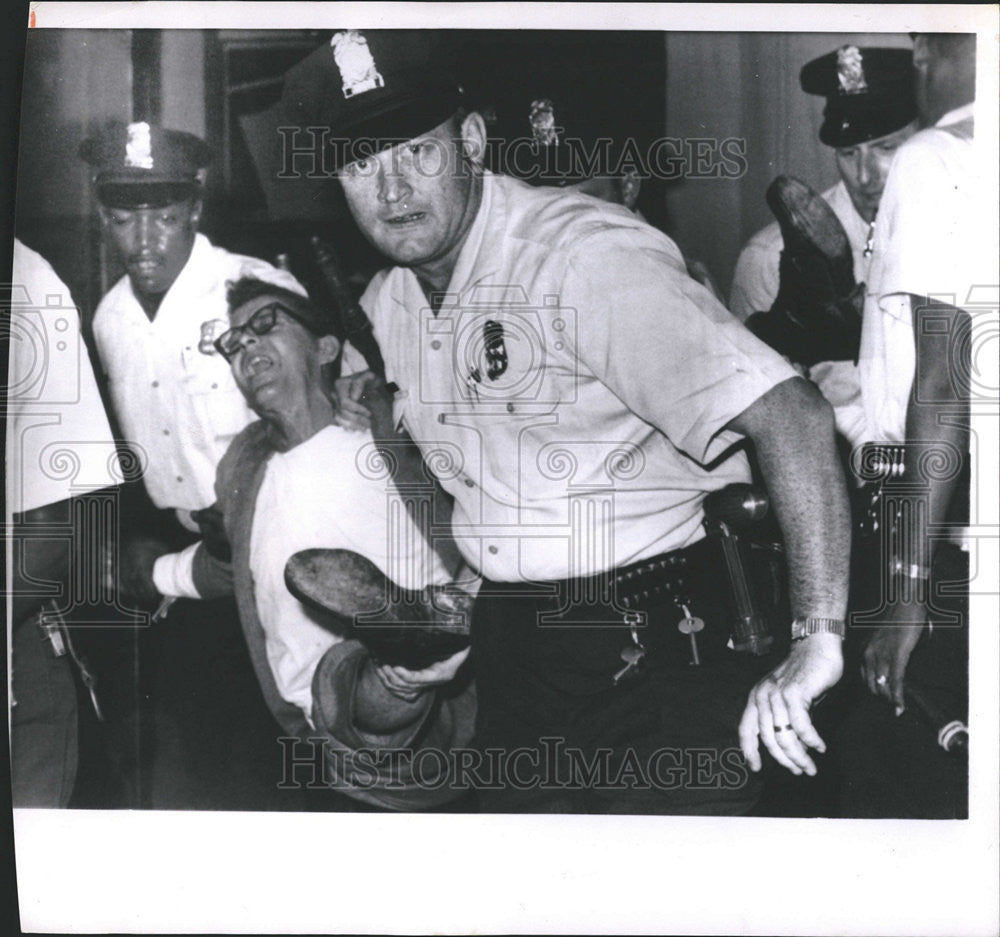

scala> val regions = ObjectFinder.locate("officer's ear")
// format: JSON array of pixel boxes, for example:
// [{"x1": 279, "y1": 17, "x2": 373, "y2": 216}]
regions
[
  {"x1": 458, "y1": 111, "x2": 487, "y2": 167},
  {"x1": 188, "y1": 198, "x2": 203, "y2": 228},
  {"x1": 318, "y1": 334, "x2": 341, "y2": 365},
  {"x1": 620, "y1": 170, "x2": 642, "y2": 212},
  {"x1": 911, "y1": 34, "x2": 932, "y2": 73}
]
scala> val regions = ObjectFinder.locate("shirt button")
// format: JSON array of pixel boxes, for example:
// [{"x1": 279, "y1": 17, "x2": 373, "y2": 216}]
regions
[
  {"x1": 211, "y1": 383, "x2": 218, "y2": 389},
  {"x1": 163, "y1": 429, "x2": 170, "y2": 436},
  {"x1": 430, "y1": 340, "x2": 442, "y2": 350},
  {"x1": 152, "y1": 380, "x2": 159, "y2": 388},
  {"x1": 464, "y1": 477, "x2": 475, "y2": 488},
  {"x1": 488, "y1": 545, "x2": 498, "y2": 555},
  {"x1": 506, "y1": 402, "x2": 515, "y2": 413},
  {"x1": 176, "y1": 475, "x2": 183, "y2": 483}
]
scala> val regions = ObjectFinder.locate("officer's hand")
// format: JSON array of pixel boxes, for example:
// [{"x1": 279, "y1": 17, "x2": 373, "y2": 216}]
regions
[
  {"x1": 372, "y1": 646, "x2": 471, "y2": 703},
  {"x1": 738, "y1": 633, "x2": 843, "y2": 776},
  {"x1": 191, "y1": 504, "x2": 231, "y2": 562},
  {"x1": 861, "y1": 601, "x2": 926, "y2": 713},
  {"x1": 118, "y1": 535, "x2": 169, "y2": 610},
  {"x1": 333, "y1": 370, "x2": 380, "y2": 432}
]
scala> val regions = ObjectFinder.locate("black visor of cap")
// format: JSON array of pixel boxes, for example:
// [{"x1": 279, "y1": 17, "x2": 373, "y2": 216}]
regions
[
  {"x1": 322, "y1": 69, "x2": 463, "y2": 170},
  {"x1": 820, "y1": 97, "x2": 917, "y2": 147},
  {"x1": 96, "y1": 181, "x2": 202, "y2": 209}
]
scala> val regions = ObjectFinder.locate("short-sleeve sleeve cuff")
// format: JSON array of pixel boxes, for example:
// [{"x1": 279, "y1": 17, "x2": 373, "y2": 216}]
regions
[{"x1": 152, "y1": 542, "x2": 202, "y2": 599}]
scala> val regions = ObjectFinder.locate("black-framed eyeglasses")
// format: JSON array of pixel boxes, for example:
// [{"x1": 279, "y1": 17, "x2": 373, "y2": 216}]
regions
[{"x1": 214, "y1": 302, "x2": 317, "y2": 362}]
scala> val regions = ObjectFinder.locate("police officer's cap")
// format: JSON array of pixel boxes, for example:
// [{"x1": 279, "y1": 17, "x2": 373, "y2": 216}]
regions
[
  {"x1": 79, "y1": 121, "x2": 210, "y2": 208},
  {"x1": 485, "y1": 83, "x2": 632, "y2": 186},
  {"x1": 800, "y1": 46, "x2": 916, "y2": 147},
  {"x1": 280, "y1": 30, "x2": 464, "y2": 170}
]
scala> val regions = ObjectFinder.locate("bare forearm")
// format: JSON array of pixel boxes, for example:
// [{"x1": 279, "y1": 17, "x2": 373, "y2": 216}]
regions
[
  {"x1": 902, "y1": 296, "x2": 970, "y2": 565},
  {"x1": 730, "y1": 377, "x2": 851, "y2": 619}
]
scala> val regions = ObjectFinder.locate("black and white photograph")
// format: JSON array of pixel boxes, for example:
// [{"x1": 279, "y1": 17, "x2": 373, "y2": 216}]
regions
[{"x1": 5, "y1": 3, "x2": 998, "y2": 934}]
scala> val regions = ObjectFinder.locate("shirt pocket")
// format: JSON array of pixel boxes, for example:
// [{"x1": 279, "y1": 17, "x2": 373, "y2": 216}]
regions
[{"x1": 181, "y1": 348, "x2": 253, "y2": 440}]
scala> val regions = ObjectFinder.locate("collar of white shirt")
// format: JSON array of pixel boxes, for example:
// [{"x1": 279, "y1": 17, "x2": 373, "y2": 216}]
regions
[
  {"x1": 936, "y1": 102, "x2": 975, "y2": 128},
  {"x1": 391, "y1": 171, "x2": 504, "y2": 317}
]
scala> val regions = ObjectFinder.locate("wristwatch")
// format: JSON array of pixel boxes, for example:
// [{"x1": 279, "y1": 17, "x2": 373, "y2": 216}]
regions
[{"x1": 791, "y1": 617, "x2": 846, "y2": 641}]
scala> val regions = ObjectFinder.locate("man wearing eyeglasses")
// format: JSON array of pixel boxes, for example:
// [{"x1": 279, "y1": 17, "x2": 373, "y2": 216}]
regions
[
  {"x1": 79, "y1": 122, "x2": 306, "y2": 808},
  {"x1": 139, "y1": 277, "x2": 476, "y2": 810}
]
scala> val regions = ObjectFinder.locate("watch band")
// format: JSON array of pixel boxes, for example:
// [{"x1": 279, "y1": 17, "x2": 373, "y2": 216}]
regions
[
  {"x1": 890, "y1": 559, "x2": 931, "y2": 581},
  {"x1": 791, "y1": 617, "x2": 846, "y2": 640}
]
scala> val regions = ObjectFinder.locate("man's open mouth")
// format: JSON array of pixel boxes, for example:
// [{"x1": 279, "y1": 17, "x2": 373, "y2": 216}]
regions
[
  {"x1": 244, "y1": 353, "x2": 274, "y2": 380},
  {"x1": 385, "y1": 211, "x2": 426, "y2": 226}
]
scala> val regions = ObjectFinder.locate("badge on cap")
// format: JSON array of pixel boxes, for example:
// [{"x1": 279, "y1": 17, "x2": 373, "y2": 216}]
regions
[
  {"x1": 198, "y1": 318, "x2": 228, "y2": 356},
  {"x1": 125, "y1": 121, "x2": 154, "y2": 169},
  {"x1": 529, "y1": 99, "x2": 559, "y2": 147},
  {"x1": 836, "y1": 46, "x2": 868, "y2": 95},
  {"x1": 330, "y1": 30, "x2": 385, "y2": 99}
]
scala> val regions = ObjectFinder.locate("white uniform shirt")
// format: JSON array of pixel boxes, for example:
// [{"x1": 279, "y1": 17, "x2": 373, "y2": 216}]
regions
[
  {"x1": 92, "y1": 233, "x2": 304, "y2": 522},
  {"x1": 359, "y1": 172, "x2": 796, "y2": 582},
  {"x1": 858, "y1": 103, "x2": 989, "y2": 443},
  {"x1": 730, "y1": 181, "x2": 874, "y2": 446},
  {"x1": 246, "y1": 425, "x2": 451, "y2": 724},
  {"x1": 7, "y1": 240, "x2": 121, "y2": 513}
]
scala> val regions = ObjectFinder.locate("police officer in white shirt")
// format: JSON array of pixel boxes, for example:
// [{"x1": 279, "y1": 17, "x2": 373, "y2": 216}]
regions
[
  {"x1": 835, "y1": 32, "x2": 989, "y2": 818},
  {"x1": 285, "y1": 30, "x2": 852, "y2": 813},
  {"x1": 8, "y1": 239, "x2": 123, "y2": 806},
  {"x1": 80, "y1": 121, "x2": 306, "y2": 541},
  {"x1": 730, "y1": 46, "x2": 919, "y2": 448},
  {"x1": 78, "y1": 121, "x2": 307, "y2": 807}
]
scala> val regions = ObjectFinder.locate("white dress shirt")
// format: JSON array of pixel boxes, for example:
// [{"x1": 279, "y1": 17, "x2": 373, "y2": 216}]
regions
[
  {"x1": 357, "y1": 172, "x2": 796, "y2": 582},
  {"x1": 7, "y1": 239, "x2": 121, "y2": 514},
  {"x1": 858, "y1": 103, "x2": 991, "y2": 443}
]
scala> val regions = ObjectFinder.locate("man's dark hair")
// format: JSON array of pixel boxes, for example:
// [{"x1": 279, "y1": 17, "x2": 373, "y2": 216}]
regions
[
  {"x1": 225, "y1": 276, "x2": 336, "y2": 338},
  {"x1": 225, "y1": 276, "x2": 342, "y2": 380}
]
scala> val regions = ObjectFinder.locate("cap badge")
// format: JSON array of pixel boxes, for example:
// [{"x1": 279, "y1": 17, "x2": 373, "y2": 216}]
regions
[
  {"x1": 836, "y1": 46, "x2": 868, "y2": 95},
  {"x1": 528, "y1": 99, "x2": 559, "y2": 147},
  {"x1": 125, "y1": 121, "x2": 154, "y2": 169},
  {"x1": 330, "y1": 31, "x2": 385, "y2": 99},
  {"x1": 198, "y1": 318, "x2": 228, "y2": 356}
]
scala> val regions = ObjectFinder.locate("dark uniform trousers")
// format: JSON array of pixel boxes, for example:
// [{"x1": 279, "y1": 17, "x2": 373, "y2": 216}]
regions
[
  {"x1": 469, "y1": 536, "x2": 774, "y2": 814},
  {"x1": 835, "y1": 542, "x2": 969, "y2": 819}
]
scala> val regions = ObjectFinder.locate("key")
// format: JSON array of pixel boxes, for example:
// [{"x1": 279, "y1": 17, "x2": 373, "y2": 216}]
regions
[
  {"x1": 677, "y1": 604, "x2": 705, "y2": 666},
  {"x1": 79, "y1": 665, "x2": 106, "y2": 722},
  {"x1": 152, "y1": 596, "x2": 177, "y2": 623},
  {"x1": 613, "y1": 644, "x2": 645, "y2": 685}
]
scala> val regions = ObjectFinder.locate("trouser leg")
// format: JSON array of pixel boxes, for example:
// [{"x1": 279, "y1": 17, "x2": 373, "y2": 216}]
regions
[
  {"x1": 470, "y1": 554, "x2": 769, "y2": 815},
  {"x1": 11, "y1": 615, "x2": 79, "y2": 808}
]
